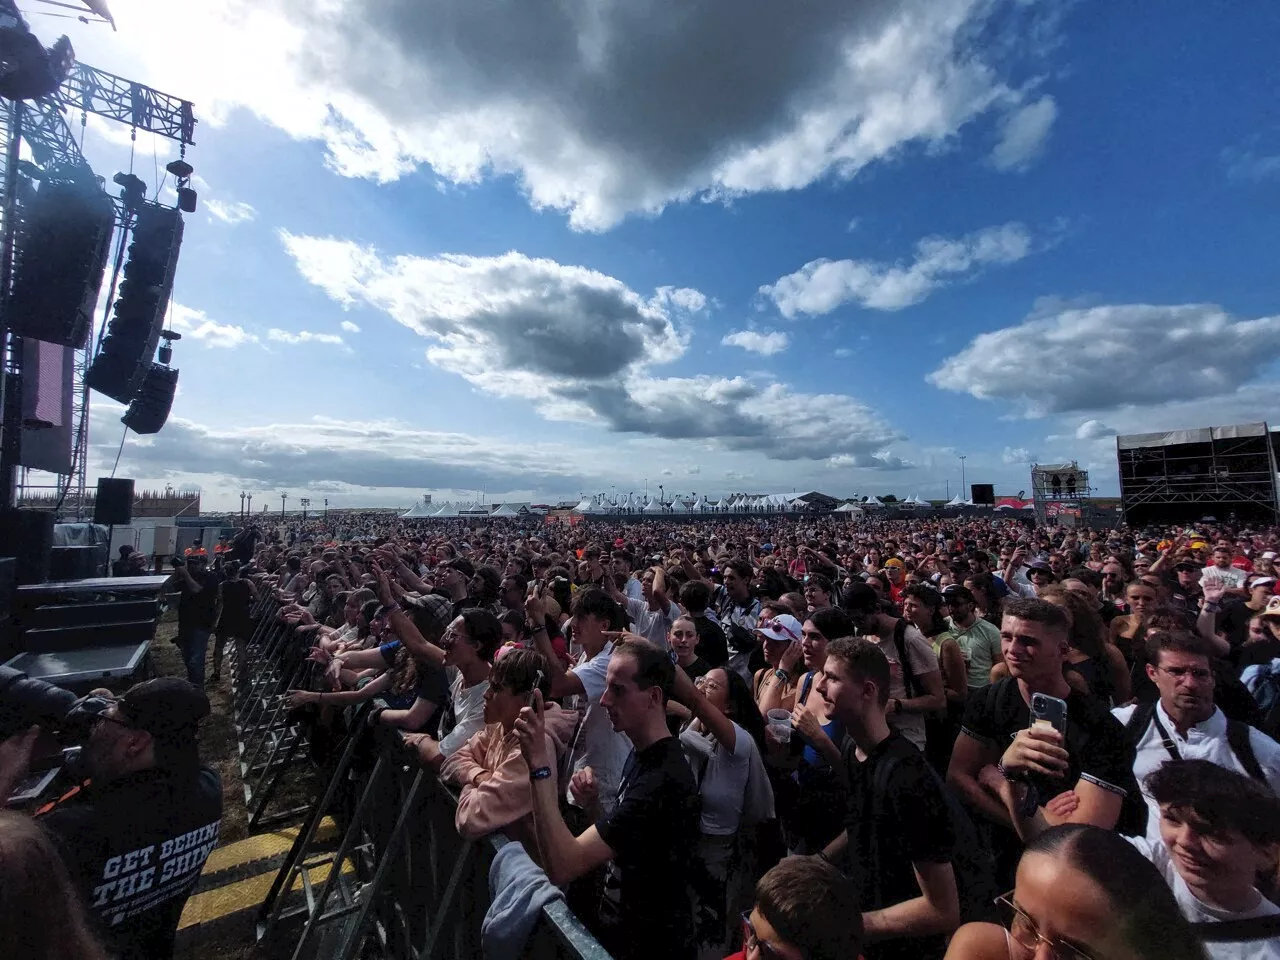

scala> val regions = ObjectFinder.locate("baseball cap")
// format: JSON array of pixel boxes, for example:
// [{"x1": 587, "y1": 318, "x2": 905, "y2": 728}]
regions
[
  {"x1": 1251, "y1": 577, "x2": 1277, "y2": 591},
  {"x1": 444, "y1": 557, "x2": 476, "y2": 579},
  {"x1": 118, "y1": 677, "x2": 210, "y2": 740},
  {"x1": 1263, "y1": 552, "x2": 1277, "y2": 561},
  {"x1": 1174, "y1": 559, "x2": 1199, "y2": 571},
  {"x1": 755, "y1": 614, "x2": 802, "y2": 643},
  {"x1": 1263, "y1": 596, "x2": 1280, "y2": 620},
  {"x1": 884, "y1": 558, "x2": 904, "y2": 569},
  {"x1": 941, "y1": 584, "x2": 975, "y2": 604}
]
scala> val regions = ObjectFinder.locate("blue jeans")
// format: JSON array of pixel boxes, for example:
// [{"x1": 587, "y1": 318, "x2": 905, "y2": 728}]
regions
[{"x1": 177, "y1": 627, "x2": 212, "y2": 688}]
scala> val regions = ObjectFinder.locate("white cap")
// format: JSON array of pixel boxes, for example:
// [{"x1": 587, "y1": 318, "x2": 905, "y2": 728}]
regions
[{"x1": 1263, "y1": 552, "x2": 1277, "y2": 560}]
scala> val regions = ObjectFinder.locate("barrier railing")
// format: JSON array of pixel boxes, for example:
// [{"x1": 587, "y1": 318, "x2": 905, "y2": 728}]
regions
[
  {"x1": 230, "y1": 590, "x2": 314, "y2": 830},
  {"x1": 256, "y1": 715, "x2": 613, "y2": 960}
]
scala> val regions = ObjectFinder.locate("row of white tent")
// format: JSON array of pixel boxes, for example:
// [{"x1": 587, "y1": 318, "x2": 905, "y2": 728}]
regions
[
  {"x1": 571, "y1": 493, "x2": 813, "y2": 514},
  {"x1": 399, "y1": 500, "x2": 532, "y2": 519}
]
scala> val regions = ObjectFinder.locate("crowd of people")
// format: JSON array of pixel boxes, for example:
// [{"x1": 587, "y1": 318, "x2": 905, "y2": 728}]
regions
[
  {"x1": 11, "y1": 511, "x2": 1280, "y2": 960},
  {"x1": 201, "y1": 514, "x2": 1280, "y2": 960}
]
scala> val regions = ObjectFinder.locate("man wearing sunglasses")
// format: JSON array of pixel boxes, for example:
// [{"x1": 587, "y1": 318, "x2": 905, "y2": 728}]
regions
[
  {"x1": 728, "y1": 855, "x2": 862, "y2": 960},
  {"x1": 32, "y1": 677, "x2": 222, "y2": 960}
]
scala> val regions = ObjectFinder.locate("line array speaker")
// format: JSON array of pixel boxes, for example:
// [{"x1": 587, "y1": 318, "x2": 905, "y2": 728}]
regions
[
  {"x1": 7, "y1": 178, "x2": 114, "y2": 348},
  {"x1": 971, "y1": 483, "x2": 995, "y2": 505},
  {"x1": 121, "y1": 364, "x2": 178, "y2": 435},
  {"x1": 86, "y1": 203, "x2": 184, "y2": 403}
]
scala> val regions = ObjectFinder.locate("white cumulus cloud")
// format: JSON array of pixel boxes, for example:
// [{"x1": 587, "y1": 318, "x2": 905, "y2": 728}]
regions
[
  {"x1": 722, "y1": 329, "x2": 790, "y2": 356},
  {"x1": 267, "y1": 328, "x2": 345, "y2": 346},
  {"x1": 340, "y1": 320, "x2": 362, "y2": 333},
  {"x1": 763, "y1": 222, "x2": 1032, "y2": 318},
  {"x1": 991, "y1": 95, "x2": 1057, "y2": 171},
  {"x1": 928, "y1": 302, "x2": 1280, "y2": 417},
  {"x1": 169, "y1": 302, "x2": 258, "y2": 348},
  {"x1": 282, "y1": 233, "x2": 906, "y2": 462},
  {"x1": 51, "y1": 0, "x2": 1064, "y2": 231},
  {"x1": 204, "y1": 199, "x2": 258, "y2": 225},
  {"x1": 1075, "y1": 419, "x2": 1116, "y2": 440}
]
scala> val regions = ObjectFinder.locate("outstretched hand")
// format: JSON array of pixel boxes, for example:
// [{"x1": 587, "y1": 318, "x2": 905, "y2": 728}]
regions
[{"x1": 514, "y1": 689, "x2": 550, "y2": 770}]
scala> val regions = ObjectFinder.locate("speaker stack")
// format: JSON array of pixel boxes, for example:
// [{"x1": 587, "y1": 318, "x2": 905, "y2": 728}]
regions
[
  {"x1": 121, "y1": 364, "x2": 178, "y2": 434},
  {"x1": 86, "y1": 203, "x2": 184, "y2": 403},
  {"x1": 971, "y1": 484, "x2": 995, "y2": 506},
  {"x1": 94, "y1": 477, "x2": 134, "y2": 526},
  {"x1": 7, "y1": 179, "x2": 115, "y2": 349}
]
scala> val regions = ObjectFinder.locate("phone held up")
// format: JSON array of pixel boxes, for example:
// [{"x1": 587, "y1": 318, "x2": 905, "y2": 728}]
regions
[{"x1": 1030, "y1": 692, "x2": 1068, "y2": 735}]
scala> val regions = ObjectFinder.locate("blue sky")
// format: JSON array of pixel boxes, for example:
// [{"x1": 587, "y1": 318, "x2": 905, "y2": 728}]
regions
[{"x1": 34, "y1": 0, "x2": 1280, "y2": 510}]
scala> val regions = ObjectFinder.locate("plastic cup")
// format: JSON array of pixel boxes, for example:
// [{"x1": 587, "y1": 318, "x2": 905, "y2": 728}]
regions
[{"x1": 766, "y1": 709, "x2": 792, "y2": 744}]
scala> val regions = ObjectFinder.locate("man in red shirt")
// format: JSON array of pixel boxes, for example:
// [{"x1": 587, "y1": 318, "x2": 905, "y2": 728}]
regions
[{"x1": 884, "y1": 558, "x2": 907, "y2": 604}]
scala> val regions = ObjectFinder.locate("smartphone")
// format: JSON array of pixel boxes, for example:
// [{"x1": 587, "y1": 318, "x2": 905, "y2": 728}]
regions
[
  {"x1": 1030, "y1": 693, "x2": 1068, "y2": 735},
  {"x1": 528, "y1": 670, "x2": 544, "y2": 707}
]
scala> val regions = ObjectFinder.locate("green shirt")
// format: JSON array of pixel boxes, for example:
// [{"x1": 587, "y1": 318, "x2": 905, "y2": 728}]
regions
[{"x1": 947, "y1": 615, "x2": 1003, "y2": 689}]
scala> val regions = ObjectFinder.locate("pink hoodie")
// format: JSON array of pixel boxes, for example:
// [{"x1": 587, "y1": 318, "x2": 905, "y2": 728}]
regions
[{"x1": 441, "y1": 703, "x2": 579, "y2": 841}]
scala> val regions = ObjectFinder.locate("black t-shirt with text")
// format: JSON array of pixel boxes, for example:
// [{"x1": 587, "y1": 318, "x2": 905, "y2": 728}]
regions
[
  {"x1": 39, "y1": 765, "x2": 223, "y2": 960},
  {"x1": 961, "y1": 678, "x2": 1145, "y2": 835},
  {"x1": 595, "y1": 736, "x2": 700, "y2": 960}
]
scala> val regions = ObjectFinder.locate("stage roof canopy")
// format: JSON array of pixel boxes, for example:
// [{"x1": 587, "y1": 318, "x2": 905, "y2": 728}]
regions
[{"x1": 1117, "y1": 422, "x2": 1268, "y2": 450}]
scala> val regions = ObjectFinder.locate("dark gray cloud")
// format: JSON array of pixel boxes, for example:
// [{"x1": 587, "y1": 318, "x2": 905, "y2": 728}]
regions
[
  {"x1": 139, "y1": 0, "x2": 1060, "y2": 230},
  {"x1": 284, "y1": 238, "x2": 906, "y2": 463}
]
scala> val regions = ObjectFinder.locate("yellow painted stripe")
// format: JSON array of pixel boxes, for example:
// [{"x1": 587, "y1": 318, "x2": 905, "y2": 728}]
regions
[
  {"x1": 201, "y1": 817, "x2": 338, "y2": 877},
  {"x1": 179, "y1": 858, "x2": 354, "y2": 930}
]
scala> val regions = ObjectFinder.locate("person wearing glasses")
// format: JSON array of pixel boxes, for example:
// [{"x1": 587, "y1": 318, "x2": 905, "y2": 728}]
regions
[
  {"x1": 727, "y1": 855, "x2": 862, "y2": 960},
  {"x1": 944, "y1": 823, "x2": 1205, "y2": 960},
  {"x1": 1110, "y1": 631, "x2": 1280, "y2": 841},
  {"x1": 31, "y1": 678, "x2": 223, "y2": 960}
]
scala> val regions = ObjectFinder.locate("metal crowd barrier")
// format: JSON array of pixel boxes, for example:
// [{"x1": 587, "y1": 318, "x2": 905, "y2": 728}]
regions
[
  {"x1": 255, "y1": 716, "x2": 612, "y2": 960},
  {"x1": 230, "y1": 589, "x2": 314, "y2": 831}
]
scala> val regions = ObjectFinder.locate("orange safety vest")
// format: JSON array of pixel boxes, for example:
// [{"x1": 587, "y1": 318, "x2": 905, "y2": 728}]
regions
[{"x1": 184, "y1": 546, "x2": 208, "y2": 557}]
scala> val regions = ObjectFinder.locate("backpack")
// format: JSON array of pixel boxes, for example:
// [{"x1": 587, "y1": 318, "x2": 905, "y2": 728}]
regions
[
  {"x1": 1122, "y1": 701, "x2": 1267, "y2": 783},
  {"x1": 869, "y1": 746, "x2": 999, "y2": 926}
]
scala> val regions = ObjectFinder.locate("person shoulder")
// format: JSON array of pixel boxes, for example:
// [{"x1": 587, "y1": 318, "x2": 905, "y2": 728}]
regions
[{"x1": 1111, "y1": 702, "x2": 1139, "y2": 725}]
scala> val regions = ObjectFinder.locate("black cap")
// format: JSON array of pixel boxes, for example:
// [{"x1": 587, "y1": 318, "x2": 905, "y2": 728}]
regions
[
  {"x1": 842, "y1": 581, "x2": 879, "y2": 614},
  {"x1": 445, "y1": 557, "x2": 476, "y2": 579},
  {"x1": 942, "y1": 584, "x2": 975, "y2": 604},
  {"x1": 1174, "y1": 559, "x2": 1199, "y2": 571},
  {"x1": 119, "y1": 677, "x2": 210, "y2": 742}
]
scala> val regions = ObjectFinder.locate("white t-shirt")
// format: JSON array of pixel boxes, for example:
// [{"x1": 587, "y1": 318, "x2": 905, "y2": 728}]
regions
[
  {"x1": 625, "y1": 596, "x2": 680, "y2": 651},
  {"x1": 871, "y1": 621, "x2": 940, "y2": 751},
  {"x1": 1126, "y1": 836, "x2": 1280, "y2": 960},
  {"x1": 680, "y1": 721, "x2": 754, "y2": 836},
  {"x1": 1112, "y1": 702, "x2": 1280, "y2": 842},
  {"x1": 439, "y1": 670, "x2": 489, "y2": 758},
  {"x1": 565, "y1": 642, "x2": 631, "y2": 816}
]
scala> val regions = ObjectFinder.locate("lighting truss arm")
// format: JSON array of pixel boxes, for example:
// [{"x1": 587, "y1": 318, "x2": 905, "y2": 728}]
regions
[
  {"x1": 19, "y1": 95, "x2": 95, "y2": 180},
  {"x1": 57, "y1": 62, "x2": 196, "y2": 146}
]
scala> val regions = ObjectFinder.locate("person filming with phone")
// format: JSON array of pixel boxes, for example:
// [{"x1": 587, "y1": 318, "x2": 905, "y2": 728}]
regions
[{"x1": 947, "y1": 598, "x2": 1143, "y2": 877}]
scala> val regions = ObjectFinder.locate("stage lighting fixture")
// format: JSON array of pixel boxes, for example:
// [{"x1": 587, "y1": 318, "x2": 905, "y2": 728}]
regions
[
  {"x1": 112, "y1": 171, "x2": 147, "y2": 209},
  {"x1": 177, "y1": 187, "x2": 197, "y2": 213},
  {"x1": 165, "y1": 159, "x2": 193, "y2": 179}
]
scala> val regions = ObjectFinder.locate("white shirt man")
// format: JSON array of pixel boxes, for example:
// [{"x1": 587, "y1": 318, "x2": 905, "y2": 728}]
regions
[{"x1": 1112, "y1": 633, "x2": 1280, "y2": 841}]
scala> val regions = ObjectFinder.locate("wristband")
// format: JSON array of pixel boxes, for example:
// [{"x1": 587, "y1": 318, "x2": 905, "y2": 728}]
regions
[
  {"x1": 997, "y1": 757, "x2": 1024, "y2": 783},
  {"x1": 773, "y1": 669, "x2": 789, "y2": 684},
  {"x1": 530, "y1": 623, "x2": 548, "y2": 634},
  {"x1": 529, "y1": 766, "x2": 552, "y2": 781}
]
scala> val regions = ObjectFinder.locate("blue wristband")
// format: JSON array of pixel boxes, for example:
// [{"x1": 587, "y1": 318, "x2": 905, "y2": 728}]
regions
[{"x1": 529, "y1": 766, "x2": 552, "y2": 781}]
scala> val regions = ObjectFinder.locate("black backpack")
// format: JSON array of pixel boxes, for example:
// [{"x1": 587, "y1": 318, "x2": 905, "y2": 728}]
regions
[
  {"x1": 868, "y1": 746, "x2": 999, "y2": 925},
  {"x1": 1122, "y1": 701, "x2": 1267, "y2": 783},
  {"x1": 891, "y1": 617, "x2": 920, "y2": 698}
]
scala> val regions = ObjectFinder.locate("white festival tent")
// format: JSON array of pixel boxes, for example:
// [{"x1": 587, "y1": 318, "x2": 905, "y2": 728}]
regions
[
  {"x1": 693, "y1": 496, "x2": 713, "y2": 512},
  {"x1": 863, "y1": 496, "x2": 886, "y2": 508},
  {"x1": 490, "y1": 503, "x2": 523, "y2": 517},
  {"x1": 834, "y1": 502, "x2": 864, "y2": 514},
  {"x1": 643, "y1": 497, "x2": 666, "y2": 514},
  {"x1": 670, "y1": 498, "x2": 692, "y2": 513},
  {"x1": 431, "y1": 502, "x2": 460, "y2": 517},
  {"x1": 945, "y1": 494, "x2": 972, "y2": 507},
  {"x1": 572, "y1": 497, "x2": 595, "y2": 513},
  {"x1": 399, "y1": 499, "x2": 435, "y2": 518}
]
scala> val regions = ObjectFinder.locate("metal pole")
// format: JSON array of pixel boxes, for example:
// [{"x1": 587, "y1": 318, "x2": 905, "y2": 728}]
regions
[
  {"x1": 0, "y1": 102, "x2": 24, "y2": 511},
  {"x1": 960, "y1": 456, "x2": 967, "y2": 498},
  {"x1": 280, "y1": 492, "x2": 286, "y2": 520}
]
